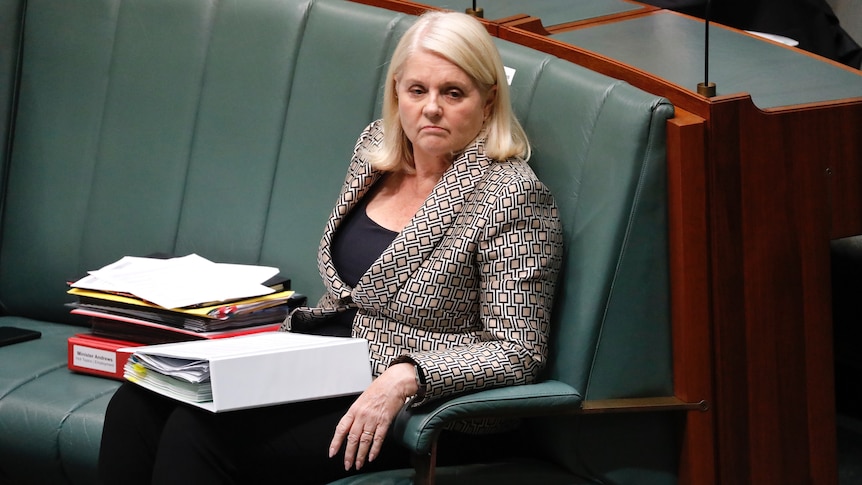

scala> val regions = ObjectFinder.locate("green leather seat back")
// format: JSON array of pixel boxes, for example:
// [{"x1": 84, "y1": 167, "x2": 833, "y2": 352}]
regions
[
  {"x1": 498, "y1": 40, "x2": 674, "y2": 402},
  {"x1": 496, "y1": 40, "x2": 677, "y2": 483},
  {"x1": 258, "y1": 0, "x2": 413, "y2": 297},
  {"x1": 0, "y1": 0, "x2": 412, "y2": 322},
  {"x1": 0, "y1": 0, "x2": 24, "y2": 212}
]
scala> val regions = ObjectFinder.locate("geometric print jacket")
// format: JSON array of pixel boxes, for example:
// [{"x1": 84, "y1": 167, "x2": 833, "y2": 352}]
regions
[{"x1": 281, "y1": 120, "x2": 564, "y2": 411}]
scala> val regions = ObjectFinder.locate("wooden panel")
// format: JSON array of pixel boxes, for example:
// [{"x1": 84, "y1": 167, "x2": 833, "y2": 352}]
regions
[
  {"x1": 699, "y1": 97, "x2": 750, "y2": 484},
  {"x1": 666, "y1": 109, "x2": 716, "y2": 485},
  {"x1": 809, "y1": 101, "x2": 862, "y2": 239},
  {"x1": 703, "y1": 96, "x2": 848, "y2": 484},
  {"x1": 349, "y1": 0, "x2": 435, "y2": 15},
  {"x1": 735, "y1": 102, "x2": 851, "y2": 484}
]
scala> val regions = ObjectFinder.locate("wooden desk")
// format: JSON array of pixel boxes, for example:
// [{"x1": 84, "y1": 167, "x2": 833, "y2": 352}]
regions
[
  {"x1": 509, "y1": 12, "x2": 862, "y2": 485},
  {"x1": 400, "y1": 0, "x2": 654, "y2": 31},
  {"x1": 350, "y1": 2, "x2": 862, "y2": 483},
  {"x1": 351, "y1": 0, "x2": 655, "y2": 32},
  {"x1": 513, "y1": 15, "x2": 862, "y2": 485}
]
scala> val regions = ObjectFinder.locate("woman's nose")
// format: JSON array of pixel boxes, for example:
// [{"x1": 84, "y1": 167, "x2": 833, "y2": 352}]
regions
[{"x1": 423, "y1": 95, "x2": 442, "y2": 117}]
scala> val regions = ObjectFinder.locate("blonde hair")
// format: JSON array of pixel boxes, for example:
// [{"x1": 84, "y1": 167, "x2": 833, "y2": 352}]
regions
[{"x1": 370, "y1": 11, "x2": 530, "y2": 172}]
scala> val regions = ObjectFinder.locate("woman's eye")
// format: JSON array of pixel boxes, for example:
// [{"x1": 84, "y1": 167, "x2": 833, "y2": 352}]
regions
[{"x1": 446, "y1": 90, "x2": 463, "y2": 99}]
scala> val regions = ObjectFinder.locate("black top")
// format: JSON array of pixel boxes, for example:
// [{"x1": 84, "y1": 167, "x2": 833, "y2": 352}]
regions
[
  {"x1": 317, "y1": 194, "x2": 397, "y2": 336},
  {"x1": 332, "y1": 196, "x2": 398, "y2": 288}
]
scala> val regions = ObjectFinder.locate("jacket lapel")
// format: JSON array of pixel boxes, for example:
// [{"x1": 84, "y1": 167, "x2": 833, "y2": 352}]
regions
[
  {"x1": 319, "y1": 155, "x2": 382, "y2": 300},
  {"x1": 352, "y1": 141, "x2": 491, "y2": 308}
]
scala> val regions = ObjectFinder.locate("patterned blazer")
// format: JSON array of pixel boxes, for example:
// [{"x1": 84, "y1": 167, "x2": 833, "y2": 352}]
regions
[{"x1": 282, "y1": 120, "x2": 564, "y2": 407}]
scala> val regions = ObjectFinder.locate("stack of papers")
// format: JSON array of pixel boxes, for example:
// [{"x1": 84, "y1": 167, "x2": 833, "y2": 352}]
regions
[
  {"x1": 127, "y1": 353, "x2": 213, "y2": 402},
  {"x1": 71, "y1": 253, "x2": 279, "y2": 308},
  {"x1": 67, "y1": 254, "x2": 303, "y2": 341},
  {"x1": 69, "y1": 287, "x2": 298, "y2": 332}
]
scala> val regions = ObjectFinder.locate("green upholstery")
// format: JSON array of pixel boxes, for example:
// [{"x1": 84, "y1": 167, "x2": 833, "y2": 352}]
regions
[
  {"x1": 0, "y1": 0, "x2": 676, "y2": 483},
  {"x1": 0, "y1": 0, "x2": 24, "y2": 222},
  {"x1": 0, "y1": 318, "x2": 118, "y2": 484}
]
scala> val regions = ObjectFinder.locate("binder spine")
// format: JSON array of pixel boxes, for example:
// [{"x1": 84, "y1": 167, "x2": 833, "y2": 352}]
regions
[{"x1": 67, "y1": 334, "x2": 138, "y2": 381}]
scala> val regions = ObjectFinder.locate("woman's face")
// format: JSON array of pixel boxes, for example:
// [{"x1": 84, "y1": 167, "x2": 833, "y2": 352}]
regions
[{"x1": 395, "y1": 50, "x2": 495, "y2": 163}]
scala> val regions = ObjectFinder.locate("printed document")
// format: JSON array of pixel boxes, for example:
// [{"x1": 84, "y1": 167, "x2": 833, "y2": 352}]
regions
[{"x1": 71, "y1": 254, "x2": 279, "y2": 308}]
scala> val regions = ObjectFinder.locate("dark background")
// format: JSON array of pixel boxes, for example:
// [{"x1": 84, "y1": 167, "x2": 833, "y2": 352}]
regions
[{"x1": 640, "y1": 0, "x2": 862, "y2": 68}]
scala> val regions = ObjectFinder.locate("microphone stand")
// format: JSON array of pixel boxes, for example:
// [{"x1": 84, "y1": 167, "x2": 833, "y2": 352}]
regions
[
  {"x1": 697, "y1": 0, "x2": 717, "y2": 97},
  {"x1": 466, "y1": 0, "x2": 484, "y2": 18}
]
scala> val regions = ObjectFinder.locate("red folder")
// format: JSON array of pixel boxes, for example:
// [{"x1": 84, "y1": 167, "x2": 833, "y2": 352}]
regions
[{"x1": 67, "y1": 333, "x2": 141, "y2": 381}]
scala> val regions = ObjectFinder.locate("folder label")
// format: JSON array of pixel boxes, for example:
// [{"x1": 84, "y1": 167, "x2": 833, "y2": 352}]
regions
[{"x1": 72, "y1": 344, "x2": 118, "y2": 373}]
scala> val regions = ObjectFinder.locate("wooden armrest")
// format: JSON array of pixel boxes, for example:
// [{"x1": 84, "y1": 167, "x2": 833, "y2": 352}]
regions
[{"x1": 579, "y1": 396, "x2": 709, "y2": 414}]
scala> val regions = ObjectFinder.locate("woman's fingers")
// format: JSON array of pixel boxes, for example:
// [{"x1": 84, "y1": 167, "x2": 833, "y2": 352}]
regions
[
  {"x1": 367, "y1": 425, "x2": 388, "y2": 464},
  {"x1": 330, "y1": 363, "x2": 417, "y2": 470},
  {"x1": 328, "y1": 412, "x2": 354, "y2": 459},
  {"x1": 353, "y1": 429, "x2": 375, "y2": 469},
  {"x1": 340, "y1": 412, "x2": 391, "y2": 470}
]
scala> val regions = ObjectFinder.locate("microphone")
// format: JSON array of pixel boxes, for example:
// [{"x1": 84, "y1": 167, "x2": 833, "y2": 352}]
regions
[
  {"x1": 466, "y1": 0, "x2": 484, "y2": 18},
  {"x1": 697, "y1": 0, "x2": 717, "y2": 97}
]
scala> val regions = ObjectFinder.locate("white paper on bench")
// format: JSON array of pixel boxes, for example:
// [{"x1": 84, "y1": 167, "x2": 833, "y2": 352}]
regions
[
  {"x1": 72, "y1": 253, "x2": 279, "y2": 308},
  {"x1": 121, "y1": 332, "x2": 372, "y2": 412}
]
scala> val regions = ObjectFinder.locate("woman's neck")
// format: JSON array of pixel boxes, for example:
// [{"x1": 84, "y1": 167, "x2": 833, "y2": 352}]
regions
[{"x1": 412, "y1": 151, "x2": 452, "y2": 180}]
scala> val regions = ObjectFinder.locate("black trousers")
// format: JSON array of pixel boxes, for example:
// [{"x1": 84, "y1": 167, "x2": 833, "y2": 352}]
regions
[
  {"x1": 98, "y1": 382, "x2": 410, "y2": 485},
  {"x1": 99, "y1": 382, "x2": 525, "y2": 484}
]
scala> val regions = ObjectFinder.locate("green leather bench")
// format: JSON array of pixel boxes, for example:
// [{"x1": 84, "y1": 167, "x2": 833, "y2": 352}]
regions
[{"x1": 0, "y1": 0, "x2": 679, "y2": 483}]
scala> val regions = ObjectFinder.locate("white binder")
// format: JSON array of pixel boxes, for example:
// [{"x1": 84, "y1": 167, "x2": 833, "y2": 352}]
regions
[{"x1": 122, "y1": 332, "x2": 372, "y2": 412}]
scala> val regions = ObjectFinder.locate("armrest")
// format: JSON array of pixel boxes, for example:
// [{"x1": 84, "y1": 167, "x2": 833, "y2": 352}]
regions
[{"x1": 393, "y1": 380, "x2": 582, "y2": 455}]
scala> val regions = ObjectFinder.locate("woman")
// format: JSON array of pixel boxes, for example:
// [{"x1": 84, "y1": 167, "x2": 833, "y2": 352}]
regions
[{"x1": 100, "y1": 11, "x2": 563, "y2": 484}]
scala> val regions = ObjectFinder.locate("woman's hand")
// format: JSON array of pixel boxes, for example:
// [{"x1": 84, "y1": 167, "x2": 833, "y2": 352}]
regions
[{"x1": 329, "y1": 362, "x2": 418, "y2": 471}]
